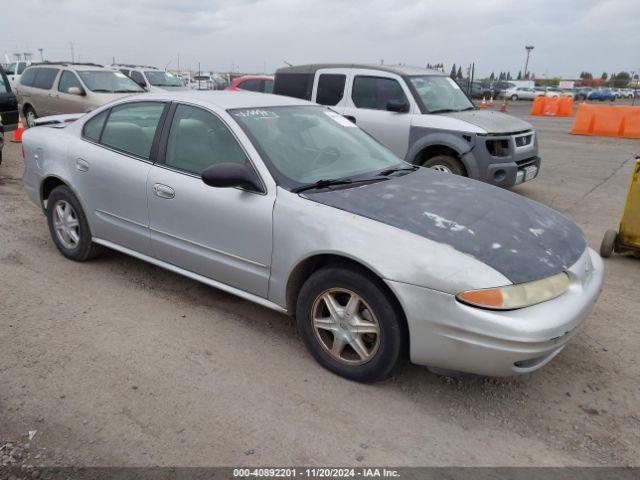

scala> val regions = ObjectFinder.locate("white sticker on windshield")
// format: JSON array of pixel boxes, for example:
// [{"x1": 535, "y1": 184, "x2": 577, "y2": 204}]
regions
[
  {"x1": 325, "y1": 111, "x2": 356, "y2": 127},
  {"x1": 114, "y1": 72, "x2": 127, "y2": 78}
]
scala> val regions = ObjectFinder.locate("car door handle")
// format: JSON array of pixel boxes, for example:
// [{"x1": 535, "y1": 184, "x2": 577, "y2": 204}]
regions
[
  {"x1": 76, "y1": 159, "x2": 89, "y2": 172},
  {"x1": 153, "y1": 183, "x2": 175, "y2": 199}
]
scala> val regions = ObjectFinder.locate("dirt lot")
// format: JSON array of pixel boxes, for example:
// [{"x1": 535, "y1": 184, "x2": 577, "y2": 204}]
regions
[{"x1": 1, "y1": 102, "x2": 639, "y2": 467}]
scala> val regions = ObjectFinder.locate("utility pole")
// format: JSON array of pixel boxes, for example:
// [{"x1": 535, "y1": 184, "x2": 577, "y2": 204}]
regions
[
  {"x1": 69, "y1": 42, "x2": 75, "y2": 63},
  {"x1": 524, "y1": 45, "x2": 534, "y2": 79},
  {"x1": 38, "y1": 48, "x2": 43, "y2": 62}
]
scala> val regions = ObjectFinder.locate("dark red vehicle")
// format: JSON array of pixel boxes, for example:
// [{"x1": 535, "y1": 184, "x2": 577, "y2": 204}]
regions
[{"x1": 226, "y1": 75, "x2": 274, "y2": 93}]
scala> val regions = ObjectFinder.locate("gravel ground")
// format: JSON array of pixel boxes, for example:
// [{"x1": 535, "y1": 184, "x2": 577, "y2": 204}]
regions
[{"x1": 0, "y1": 101, "x2": 639, "y2": 467}]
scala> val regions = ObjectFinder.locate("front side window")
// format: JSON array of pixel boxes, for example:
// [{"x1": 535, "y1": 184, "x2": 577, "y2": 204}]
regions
[
  {"x1": 5, "y1": 63, "x2": 17, "y2": 75},
  {"x1": 58, "y1": 71, "x2": 83, "y2": 93},
  {"x1": 78, "y1": 70, "x2": 143, "y2": 93},
  {"x1": 165, "y1": 104, "x2": 248, "y2": 175},
  {"x1": 33, "y1": 68, "x2": 60, "y2": 90},
  {"x1": 231, "y1": 105, "x2": 403, "y2": 190},
  {"x1": 100, "y1": 102, "x2": 165, "y2": 158},
  {"x1": 351, "y1": 76, "x2": 407, "y2": 111},
  {"x1": 144, "y1": 71, "x2": 182, "y2": 87},
  {"x1": 408, "y1": 75, "x2": 474, "y2": 113},
  {"x1": 316, "y1": 74, "x2": 346, "y2": 106}
]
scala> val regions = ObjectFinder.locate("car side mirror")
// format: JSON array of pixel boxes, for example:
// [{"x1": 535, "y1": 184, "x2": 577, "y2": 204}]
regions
[
  {"x1": 386, "y1": 100, "x2": 410, "y2": 113},
  {"x1": 68, "y1": 86, "x2": 84, "y2": 96},
  {"x1": 201, "y1": 163, "x2": 262, "y2": 192}
]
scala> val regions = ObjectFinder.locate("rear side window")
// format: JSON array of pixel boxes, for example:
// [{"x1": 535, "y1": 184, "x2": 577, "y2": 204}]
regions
[
  {"x1": 316, "y1": 74, "x2": 346, "y2": 106},
  {"x1": 351, "y1": 76, "x2": 407, "y2": 110},
  {"x1": 20, "y1": 68, "x2": 38, "y2": 86},
  {"x1": 238, "y1": 79, "x2": 262, "y2": 92},
  {"x1": 33, "y1": 68, "x2": 59, "y2": 90},
  {"x1": 17, "y1": 63, "x2": 27, "y2": 74},
  {"x1": 82, "y1": 110, "x2": 109, "y2": 142},
  {"x1": 0, "y1": 73, "x2": 9, "y2": 93},
  {"x1": 100, "y1": 102, "x2": 165, "y2": 159},
  {"x1": 273, "y1": 73, "x2": 313, "y2": 100},
  {"x1": 264, "y1": 79, "x2": 274, "y2": 93},
  {"x1": 58, "y1": 71, "x2": 83, "y2": 93}
]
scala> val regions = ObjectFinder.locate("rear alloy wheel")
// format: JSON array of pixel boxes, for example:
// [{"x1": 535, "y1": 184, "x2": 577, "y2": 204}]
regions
[
  {"x1": 511, "y1": 95, "x2": 518, "y2": 101},
  {"x1": 297, "y1": 266, "x2": 406, "y2": 382},
  {"x1": 422, "y1": 155, "x2": 465, "y2": 176},
  {"x1": 24, "y1": 106, "x2": 38, "y2": 128},
  {"x1": 46, "y1": 185, "x2": 102, "y2": 261}
]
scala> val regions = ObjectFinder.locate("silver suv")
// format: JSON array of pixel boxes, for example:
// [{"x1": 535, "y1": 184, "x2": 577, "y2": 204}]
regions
[
  {"x1": 17, "y1": 63, "x2": 144, "y2": 127},
  {"x1": 274, "y1": 64, "x2": 541, "y2": 188},
  {"x1": 112, "y1": 64, "x2": 187, "y2": 92}
]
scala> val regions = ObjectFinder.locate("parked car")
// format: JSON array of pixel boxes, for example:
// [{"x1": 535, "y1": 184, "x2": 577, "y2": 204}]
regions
[
  {"x1": 504, "y1": 86, "x2": 543, "y2": 100},
  {"x1": 227, "y1": 75, "x2": 274, "y2": 93},
  {"x1": 619, "y1": 89, "x2": 634, "y2": 99},
  {"x1": 274, "y1": 64, "x2": 540, "y2": 188},
  {"x1": 492, "y1": 81, "x2": 516, "y2": 98},
  {"x1": 3, "y1": 59, "x2": 31, "y2": 88},
  {"x1": 16, "y1": 62, "x2": 144, "y2": 127},
  {"x1": 0, "y1": 65, "x2": 20, "y2": 165},
  {"x1": 21, "y1": 91, "x2": 604, "y2": 382},
  {"x1": 587, "y1": 88, "x2": 616, "y2": 101},
  {"x1": 112, "y1": 64, "x2": 188, "y2": 92},
  {"x1": 190, "y1": 74, "x2": 216, "y2": 90},
  {"x1": 571, "y1": 87, "x2": 592, "y2": 101}
]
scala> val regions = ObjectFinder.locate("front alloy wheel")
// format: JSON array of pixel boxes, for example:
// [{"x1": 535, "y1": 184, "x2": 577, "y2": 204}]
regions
[
  {"x1": 311, "y1": 288, "x2": 380, "y2": 365},
  {"x1": 297, "y1": 266, "x2": 406, "y2": 382}
]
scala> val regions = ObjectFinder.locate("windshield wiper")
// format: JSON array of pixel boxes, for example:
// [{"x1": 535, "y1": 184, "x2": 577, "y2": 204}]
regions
[
  {"x1": 429, "y1": 108, "x2": 457, "y2": 114},
  {"x1": 91, "y1": 89, "x2": 113, "y2": 92},
  {"x1": 378, "y1": 165, "x2": 419, "y2": 176},
  {"x1": 292, "y1": 177, "x2": 386, "y2": 193}
]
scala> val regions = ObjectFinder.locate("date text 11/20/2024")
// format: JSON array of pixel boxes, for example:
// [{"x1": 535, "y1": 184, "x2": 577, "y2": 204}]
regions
[{"x1": 233, "y1": 468, "x2": 401, "y2": 478}]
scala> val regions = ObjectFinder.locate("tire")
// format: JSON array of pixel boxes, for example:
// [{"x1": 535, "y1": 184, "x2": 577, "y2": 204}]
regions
[
  {"x1": 600, "y1": 229, "x2": 618, "y2": 258},
  {"x1": 510, "y1": 95, "x2": 518, "y2": 101},
  {"x1": 46, "y1": 185, "x2": 102, "y2": 261},
  {"x1": 422, "y1": 155, "x2": 465, "y2": 175},
  {"x1": 296, "y1": 266, "x2": 407, "y2": 383},
  {"x1": 24, "y1": 106, "x2": 38, "y2": 128}
]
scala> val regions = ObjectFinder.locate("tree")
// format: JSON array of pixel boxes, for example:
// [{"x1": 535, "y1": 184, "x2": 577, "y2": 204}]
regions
[
  {"x1": 456, "y1": 66, "x2": 463, "y2": 79},
  {"x1": 612, "y1": 71, "x2": 630, "y2": 87},
  {"x1": 507, "y1": 72, "x2": 512, "y2": 80},
  {"x1": 517, "y1": 70, "x2": 522, "y2": 80},
  {"x1": 601, "y1": 72, "x2": 608, "y2": 80},
  {"x1": 489, "y1": 72, "x2": 495, "y2": 81},
  {"x1": 450, "y1": 64, "x2": 457, "y2": 78}
]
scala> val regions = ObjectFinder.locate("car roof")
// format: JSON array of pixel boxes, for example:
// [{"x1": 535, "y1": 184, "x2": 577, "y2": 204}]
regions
[
  {"x1": 276, "y1": 63, "x2": 445, "y2": 77},
  {"x1": 25, "y1": 63, "x2": 110, "y2": 72},
  {"x1": 123, "y1": 90, "x2": 315, "y2": 109}
]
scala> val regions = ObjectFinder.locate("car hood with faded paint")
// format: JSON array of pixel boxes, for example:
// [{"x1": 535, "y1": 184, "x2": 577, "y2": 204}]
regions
[
  {"x1": 442, "y1": 109, "x2": 533, "y2": 134},
  {"x1": 302, "y1": 168, "x2": 585, "y2": 285}
]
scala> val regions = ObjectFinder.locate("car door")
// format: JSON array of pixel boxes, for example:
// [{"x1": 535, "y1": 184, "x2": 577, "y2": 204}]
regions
[
  {"x1": 147, "y1": 103, "x2": 274, "y2": 297},
  {"x1": 70, "y1": 101, "x2": 168, "y2": 256},
  {"x1": 340, "y1": 70, "x2": 414, "y2": 159},
  {"x1": 53, "y1": 70, "x2": 87, "y2": 114},
  {"x1": 0, "y1": 69, "x2": 19, "y2": 129}
]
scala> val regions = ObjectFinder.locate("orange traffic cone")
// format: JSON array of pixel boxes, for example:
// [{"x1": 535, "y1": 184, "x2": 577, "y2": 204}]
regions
[
  {"x1": 480, "y1": 97, "x2": 487, "y2": 109},
  {"x1": 500, "y1": 97, "x2": 507, "y2": 112},
  {"x1": 489, "y1": 95, "x2": 494, "y2": 107},
  {"x1": 11, "y1": 121, "x2": 24, "y2": 143}
]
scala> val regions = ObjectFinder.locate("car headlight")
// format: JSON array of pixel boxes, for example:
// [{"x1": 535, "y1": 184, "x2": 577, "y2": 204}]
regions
[{"x1": 456, "y1": 272, "x2": 570, "y2": 310}]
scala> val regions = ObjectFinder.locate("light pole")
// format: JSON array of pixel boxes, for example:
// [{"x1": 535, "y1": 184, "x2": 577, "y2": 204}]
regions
[{"x1": 524, "y1": 45, "x2": 534, "y2": 79}]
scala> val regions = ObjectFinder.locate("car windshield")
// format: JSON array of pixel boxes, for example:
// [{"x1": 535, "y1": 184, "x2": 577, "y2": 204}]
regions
[
  {"x1": 145, "y1": 71, "x2": 183, "y2": 87},
  {"x1": 230, "y1": 105, "x2": 405, "y2": 190},
  {"x1": 408, "y1": 75, "x2": 474, "y2": 113},
  {"x1": 78, "y1": 70, "x2": 143, "y2": 93}
]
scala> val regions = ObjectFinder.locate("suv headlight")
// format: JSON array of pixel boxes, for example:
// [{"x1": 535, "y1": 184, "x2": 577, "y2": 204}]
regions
[{"x1": 457, "y1": 272, "x2": 570, "y2": 310}]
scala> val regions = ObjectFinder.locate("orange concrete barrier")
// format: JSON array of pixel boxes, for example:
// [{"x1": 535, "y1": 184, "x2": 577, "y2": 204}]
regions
[
  {"x1": 570, "y1": 104, "x2": 640, "y2": 139},
  {"x1": 530, "y1": 96, "x2": 574, "y2": 117}
]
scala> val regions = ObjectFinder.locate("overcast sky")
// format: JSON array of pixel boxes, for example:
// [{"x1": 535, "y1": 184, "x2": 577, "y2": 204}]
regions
[{"x1": 1, "y1": 0, "x2": 638, "y2": 78}]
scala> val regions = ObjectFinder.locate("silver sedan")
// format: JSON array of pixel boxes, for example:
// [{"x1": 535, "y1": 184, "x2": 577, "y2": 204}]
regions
[{"x1": 22, "y1": 91, "x2": 604, "y2": 382}]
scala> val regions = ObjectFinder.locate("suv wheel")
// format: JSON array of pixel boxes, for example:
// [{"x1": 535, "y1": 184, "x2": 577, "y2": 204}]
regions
[
  {"x1": 422, "y1": 155, "x2": 465, "y2": 175},
  {"x1": 510, "y1": 94, "x2": 518, "y2": 101},
  {"x1": 46, "y1": 185, "x2": 102, "y2": 261},
  {"x1": 296, "y1": 266, "x2": 406, "y2": 383},
  {"x1": 24, "y1": 106, "x2": 38, "y2": 128}
]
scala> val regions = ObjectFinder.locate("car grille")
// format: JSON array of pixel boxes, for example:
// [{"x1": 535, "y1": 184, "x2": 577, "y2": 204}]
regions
[{"x1": 515, "y1": 157, "x2": 537, "y2": 168}]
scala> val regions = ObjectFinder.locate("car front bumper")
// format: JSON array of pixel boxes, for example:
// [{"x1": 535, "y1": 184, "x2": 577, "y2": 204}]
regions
[{"x1": 386, "y1": 247, "x2": 604, "y2": 376}]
